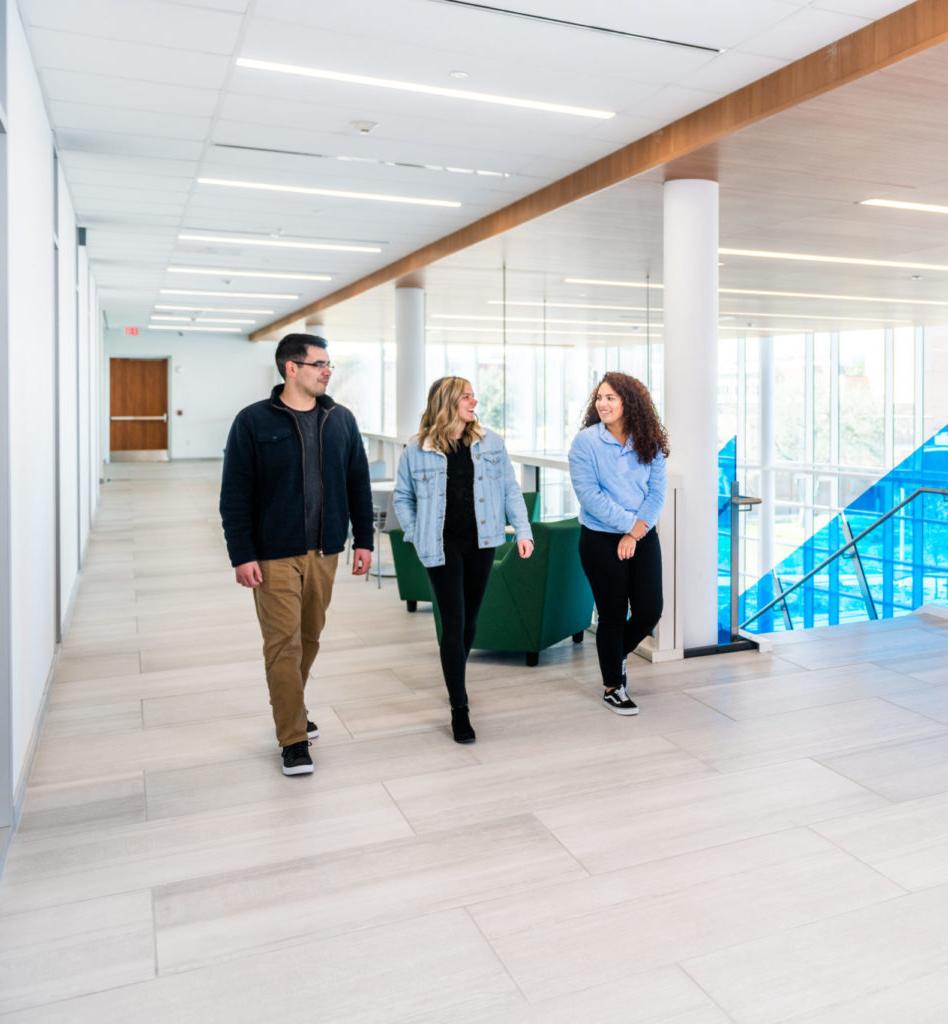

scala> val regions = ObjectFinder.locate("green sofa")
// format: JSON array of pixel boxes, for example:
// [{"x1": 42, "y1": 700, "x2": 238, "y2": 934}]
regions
[
  {"x1": 433, "y1": 516, "x2": 593, "y2": 667},
  {"x1": 388, "y1": 492, "x2": 540, "y2": 612}
]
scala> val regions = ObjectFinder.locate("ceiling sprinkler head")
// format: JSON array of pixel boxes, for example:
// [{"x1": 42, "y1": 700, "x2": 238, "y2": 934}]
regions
[{"x1": 350, "y1": 120, "x2": 378, "y2": 135}]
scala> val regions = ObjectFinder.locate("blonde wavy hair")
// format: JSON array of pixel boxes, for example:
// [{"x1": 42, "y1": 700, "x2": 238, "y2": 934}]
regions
[{"x1": 417, "y1": 376, "x2": 484, "y2": 454}]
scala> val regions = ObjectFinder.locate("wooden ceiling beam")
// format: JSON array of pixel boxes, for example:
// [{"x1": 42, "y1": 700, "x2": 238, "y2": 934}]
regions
[{"x1": 251, "y1": 0, "x2": 948, "y2": 341}]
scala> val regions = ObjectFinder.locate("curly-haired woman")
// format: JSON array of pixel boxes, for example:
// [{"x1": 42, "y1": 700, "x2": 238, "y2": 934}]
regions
[
  {"x1": 568, "y1": 372, "x2": 669, "y2": 715},
  {"x1": 394, "y1": 377, "x2": 533, "y2": 743}
]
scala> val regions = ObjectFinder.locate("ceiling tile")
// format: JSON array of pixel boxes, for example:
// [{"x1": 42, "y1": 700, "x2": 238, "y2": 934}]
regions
[
  {"x1": 28, "y1": 28, "x2": 231, "y2": 89},
  {"x1": 737, "y1": 7, "x2": 870, "y2": 60},
  {"x1": 20, "y1": 0, "x2": 244, "y2": 53},
  {"x1": 41, "y1": 69, "x2": 221, "y2": 117}
]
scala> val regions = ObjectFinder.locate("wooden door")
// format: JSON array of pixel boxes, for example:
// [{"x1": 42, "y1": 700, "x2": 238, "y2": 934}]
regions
[{"x1": 110, "y1": 358, "x2": 168, "y2": 456}]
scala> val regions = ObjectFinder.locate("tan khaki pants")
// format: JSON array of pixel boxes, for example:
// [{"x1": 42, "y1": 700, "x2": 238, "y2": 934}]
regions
[{"x1": 253, "y1": 551, "x2": 338, "y2": 747}]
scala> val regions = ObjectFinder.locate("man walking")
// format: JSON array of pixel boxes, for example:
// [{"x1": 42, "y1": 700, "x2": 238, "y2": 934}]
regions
[{"x1": 220, "y1": 333, "x2": 374, "y2": 776}]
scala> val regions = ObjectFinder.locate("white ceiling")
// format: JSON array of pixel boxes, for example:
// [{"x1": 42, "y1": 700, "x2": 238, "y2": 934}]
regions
[{"x1": 18, "y1": 0, "x2": 917, "y2": 331}]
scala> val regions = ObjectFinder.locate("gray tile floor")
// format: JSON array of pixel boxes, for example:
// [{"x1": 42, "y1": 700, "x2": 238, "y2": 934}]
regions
[{"x1": 3, "y1": 461, "x2": 948, "y2": 1021}]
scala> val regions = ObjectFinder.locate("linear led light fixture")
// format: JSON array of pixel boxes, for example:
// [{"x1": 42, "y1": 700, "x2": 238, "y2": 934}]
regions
[
  {"x1": 236, "y1": 57, "x2": 615, "y2": 120},
  {"x1": 148, "y1": 325, "x2": 242, "y2": 333},
  {"x1": 179, "y1": 233, "x2": 382, "y2": 254},
  {"x1": 564, "y1": 278, "x2": 664, "y2": 289},
  {"x1": 488, "y1": 300, "x2": 661, "y2": 313},
  {"x1": 719, "y1": 309, "x2": 910, "y2": 324},
  {"x1": 152, "y1": 315, "x2": 257, "y2": 325},
  {"x1": 427, "y1": 324, "x2": 653, "y2": 338},
  {"x1": 719, "y1": 247, "x2": 948, "y2": 273},
  {"x1": 156, "y1": 303, "x2": 275, "y2": 314},
  {"x1": 565, "y1": 279, "x2": 948, "y2": 309},
  {"x1": 861, "y1": 198, "x2": 948, "y2": 215},
  {"x1": 431, "y1": 313, "x2": 661, "y2": 328},
  {"x1": 167, "y1": 266, "x2": 332, "y2": 282},
  {"x1": 197, "y1": 176, "x2": 461, "y2": 208},
  {"x1": 160, "y1": 288, "x2": 299, "y2": 299}
]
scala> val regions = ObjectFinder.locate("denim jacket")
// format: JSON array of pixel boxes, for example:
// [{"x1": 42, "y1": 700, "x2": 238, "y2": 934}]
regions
[{"x1": 393, "y1": 428, "x2": 533, "y2": 568}]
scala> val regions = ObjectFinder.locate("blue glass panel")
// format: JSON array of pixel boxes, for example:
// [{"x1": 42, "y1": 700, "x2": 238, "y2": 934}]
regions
[{"x1": 742, "y1": 422, "x2": 948, "y2": 634}]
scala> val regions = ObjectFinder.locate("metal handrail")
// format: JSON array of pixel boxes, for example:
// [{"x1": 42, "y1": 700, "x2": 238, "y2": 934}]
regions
[{"x1": 740, "y1": 486, "x2": 948, "y2": 630}]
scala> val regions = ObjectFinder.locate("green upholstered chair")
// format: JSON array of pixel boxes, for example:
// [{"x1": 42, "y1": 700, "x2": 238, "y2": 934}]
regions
[
  {"x1": 388, "y1": 528, "x2": 434, "y2": 612},
  {"x1": 388, "y1": 494, "x2": 540, "y2": 611},
  {"x1": 433, "y1": 517, "x2": 593, "y2": 666}
]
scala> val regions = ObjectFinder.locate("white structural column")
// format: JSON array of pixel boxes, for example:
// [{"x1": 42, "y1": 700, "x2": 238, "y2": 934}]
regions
[
  {"x1": 759, "y1": 335, "x2": 776, "y2": 573},
  {"x1": 395, "y1": 285, "x2": 426, "y2": 440},
  {"x1": 759, "y1": 334, "x2": 777, "y2": 630},
  {"x1": 663, "y1": 179, "x2": 719, "y2": 650}
]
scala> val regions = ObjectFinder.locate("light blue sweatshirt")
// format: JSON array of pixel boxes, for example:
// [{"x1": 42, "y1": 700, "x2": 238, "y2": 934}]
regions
[{"x1": 568, "y1": 422, "x2": 667, "y2": 534}]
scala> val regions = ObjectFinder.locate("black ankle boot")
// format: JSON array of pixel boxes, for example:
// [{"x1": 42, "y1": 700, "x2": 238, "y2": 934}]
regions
[{"x1": 451, "y1": 706, "x2": 476, "y2": 744}]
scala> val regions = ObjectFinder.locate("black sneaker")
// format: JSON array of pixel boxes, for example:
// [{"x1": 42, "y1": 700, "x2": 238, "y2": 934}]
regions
[
  {"x1": 451, "y1": 707, "x2": 476, "y2": 744},
  {"x1": 282, "y1": 740, "x2": 314, "y2": 776},
  {"x1": 603, "y1": 685, "x2": 639, "y2": 716},
  {"x1": 306, "y1": 720, "x2": 319, "y2": 739}
]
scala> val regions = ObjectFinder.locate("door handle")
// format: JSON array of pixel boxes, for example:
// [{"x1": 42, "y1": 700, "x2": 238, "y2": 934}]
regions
[{"x1": 110, "y1": 415, "x2": 168, "y2": 422}]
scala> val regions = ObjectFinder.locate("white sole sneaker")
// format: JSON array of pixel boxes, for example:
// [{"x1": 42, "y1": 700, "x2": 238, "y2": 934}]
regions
[
  {"x1": 282, "y1": 762, "x2": 315, "y2": 776},
  {"x1": 603, "y1": 687, "x2": 639, "y2": 716},
  {"x1": 307, "y1": 725, "x2": 320, "y2": 739}
]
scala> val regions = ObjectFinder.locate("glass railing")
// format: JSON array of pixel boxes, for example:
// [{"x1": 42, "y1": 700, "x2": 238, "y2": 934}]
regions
[{"x1": 741, "y1": 487, "x2": 948, "y2": 633}]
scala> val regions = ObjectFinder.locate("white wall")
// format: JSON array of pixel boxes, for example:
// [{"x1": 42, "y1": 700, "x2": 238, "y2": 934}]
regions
[
  {"x1": 57, "y1": 162, "x2": 79, "y2": 624},
  {"x1": 7, "y1": 2, "x2": 56, "y2": 790},
  {"x1": 104, "y1": 329, "x2": 278, "y2": 460},
  {"x1": 2, "y1": 2, "x2": 101, "y2": 806}
]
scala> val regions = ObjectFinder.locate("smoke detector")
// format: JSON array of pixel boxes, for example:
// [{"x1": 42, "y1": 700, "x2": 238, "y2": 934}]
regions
[{"x1": 350, "y1": 120, "x2": 378, "y2": 135}]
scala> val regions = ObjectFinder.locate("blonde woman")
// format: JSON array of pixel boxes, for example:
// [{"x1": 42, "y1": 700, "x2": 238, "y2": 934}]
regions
[{"x1": 394, "y1": 377, "x2": 533, "y2": 743}]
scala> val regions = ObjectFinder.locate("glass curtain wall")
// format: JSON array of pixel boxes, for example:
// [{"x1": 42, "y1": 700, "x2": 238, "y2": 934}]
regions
[{"x1": 727, "y1": 325, "x2": 948, "y2": 632}]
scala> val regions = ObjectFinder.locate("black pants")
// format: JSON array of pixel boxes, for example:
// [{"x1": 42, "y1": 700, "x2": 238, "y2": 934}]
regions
[
  {"x1": 579, "y1": 526, "x2": 663, "y2": 689},
  {"x1": 426, "y1": 543, "x2": 495, "y2": 709}
]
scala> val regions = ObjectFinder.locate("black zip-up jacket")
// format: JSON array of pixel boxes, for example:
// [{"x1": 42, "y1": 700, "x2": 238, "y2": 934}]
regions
[{"x1": 219, "y1": 385, "x2": 374, "y2": 567}]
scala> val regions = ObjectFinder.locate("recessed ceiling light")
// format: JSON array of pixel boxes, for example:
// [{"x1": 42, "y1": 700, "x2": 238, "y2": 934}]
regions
[
  {"x1": 156, "y1": 303, "x2": 276, "y2": 314},
  {"x1": 167, "y1": 267, "x2": 332, "y2": 282},
  {"x1": 178, "y1": 233, "x2": 382, "y2": 254},
  {"x1": 449, "y1": 69, "x2": 469, "y2": 79},
  {"x1": 150, "y1": 315, "x2": 191, "y2": 322},
  {"x1": 861, "y1": 198, "x2": 948, "y2": 215},
  {"x1": 160, "y1": 289, "x2": 299, "y2": 299},
  {"x1": 197, "y1": 176, "x2": 461, "y2": 208},
  {"x1": 719, "y1": 247, "x2": 948, "y2": 273},
  {"x1": 236, "y1": 57, "x2": 615, "y2": 120},
  {"x1": 148, "y1": 325, "x2": 243, "y2": 333}
]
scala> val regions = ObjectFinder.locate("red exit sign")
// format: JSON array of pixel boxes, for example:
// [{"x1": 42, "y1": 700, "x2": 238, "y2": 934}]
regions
[{"x1": 124, "y1": 326, "x2": 140, "y2": 336}]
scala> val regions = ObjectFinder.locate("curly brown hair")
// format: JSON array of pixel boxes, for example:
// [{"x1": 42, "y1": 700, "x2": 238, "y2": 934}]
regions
[{"x1": 581, "y1": 372, "x2": 670, "y2": 464}]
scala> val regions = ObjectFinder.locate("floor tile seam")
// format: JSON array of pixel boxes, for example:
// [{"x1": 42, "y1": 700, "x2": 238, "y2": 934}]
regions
[
  {"x1": 7, "y1": 778, "x2": 409, "y2": 853},
  {"x1": 462, "y1": 904, "x2": 532, "y2": 1005},
  {"x1": 151, "y1": 905, "x2": 486, "y2": 991},
  {"x1": 681, "y1": 687, "x2": 945, "y2": 725},
  {"x1": 875, "y1": 692, "x2": 948, "y2": 725},
  {"x1": 0, "y1": 884, "x2": 156, "y2": 923},
  {"x1": 0, "y1": 972, "x2": 159, "y2": 1020},
  {"x1": 664, "y1": 962, "x2": 738, "y2": 1022},
  {"x1": 380, "y1": 779, "x2": 420, "y2": 837},
  {"x1": 475, "y1": 823, "x2": 883, "y2": 943},
  {"x1": 801, "y1": 824, "x2": 917, "y2": 896},
  {"x1": 673, "y1": 879, "x2": 920, "y2": 979}
]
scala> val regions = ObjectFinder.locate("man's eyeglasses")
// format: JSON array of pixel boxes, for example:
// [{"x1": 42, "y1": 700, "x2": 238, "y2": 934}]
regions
[{"x1": 292, "y1": 359, "x2": 334, "y2": 370}]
